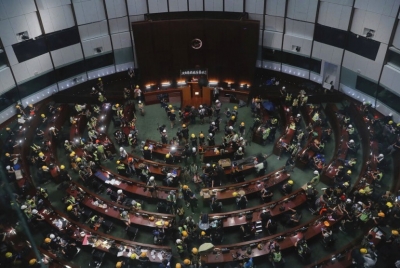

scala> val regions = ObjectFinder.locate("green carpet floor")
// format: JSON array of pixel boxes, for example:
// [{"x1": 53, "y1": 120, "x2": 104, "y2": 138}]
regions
[{"x1": 2, "y1": 96, "x2": 393, "y2": 268}]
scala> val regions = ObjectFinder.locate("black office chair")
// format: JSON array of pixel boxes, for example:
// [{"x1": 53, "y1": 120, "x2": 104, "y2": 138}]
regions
[
  {"x1": 89, "y1": 249, "x2": 105, "y2": 267},
  {"x1": 101, "y1": 219, "x2": 113, "y2": 233}
]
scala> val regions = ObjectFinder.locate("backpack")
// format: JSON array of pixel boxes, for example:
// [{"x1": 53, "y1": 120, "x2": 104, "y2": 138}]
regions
[{"x1": 359, "y1": 211, "x2": 371, "y2": 222}]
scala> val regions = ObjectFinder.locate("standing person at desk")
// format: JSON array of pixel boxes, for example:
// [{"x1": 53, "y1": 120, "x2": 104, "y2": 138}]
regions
[
  {"x1": 143, "y1": 146, "x2": 152, "y2": 160},
  {"x1": 236, "y1": 193, "x2": 248, "y2": 209},
  {"x1": 161, "y1": 129, "x2": 168, "y2": 144},
  {"x1": 207, "y1": 133, "x2": 215, "y2": 146},
  {"x1": 116, "y1": 160, "x2": 127, "y2": 176},
  {"x1": 119, "y1": 147, "x2": 128, "y2": 160},
  {"x1": 146, "y1": 176, "x2": 157, "y2": 198},
  {"x1": 281, "y1": 180, "x2": 294, "y2": 195},
  {"x1": 214, "y1": 100, "x2": 221, "y2": 117}
]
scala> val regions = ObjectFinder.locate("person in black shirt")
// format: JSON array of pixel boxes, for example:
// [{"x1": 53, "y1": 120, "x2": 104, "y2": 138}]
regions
[
  {"x1": 143, "y1": 146, "x2": 152, "y2": 160},
  {"x1": 181, "y1": 124, "x2": 189, "y2": 144},
  {"x1": 169, "y1": 109, "x2": 176, "y2": 129},
  {"x1": 259, "y1": 209, "x2": 271, "y2": 227},
  {"x1": 207, "y1": 133, "x2": 215, "y2": 146}
]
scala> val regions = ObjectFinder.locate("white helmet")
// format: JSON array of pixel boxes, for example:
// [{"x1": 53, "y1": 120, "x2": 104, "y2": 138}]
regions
[
  {"x1": 6, "y1": 166, "x2": 10, "y2": 170},
  {"x1": 163, "y1": 129, "x2": 166, "y2": 133},
  {"x1": 139, "y1": 101, "x2": 141, "y2": 103},
  {"x1": 49, "y1": 234, "x2": 55, "y2": 239},
  {"x1": 349, "y1": 139, "x2": 354, "y2": 143},
  {"x1": 192, "y1": 147, "x2": 196, "y2": 152},
  {"x1": 229, "y1": 126, "x2": 233, "y2": 130},
  {"x1": 209, "y1": 133, "x2": 213, "y2": 137},
  {"x1": 128, "y1": 134, "x2": 132, "y2": 138},
  {"x1": 238, "y1": 147, "x2": 242, "y2": 151},
  {"x1": 149, "y1": 176, "x2": 155, "y2": 181},
  {"x1": 120, "y1": 147, "x2": 124, "y2": 151},
  {"x1": 32, "y1": 209, "x2": 38, "y2": 214},
  {"x1": 297, "y1": 114, "x2": 301, "y2": 117},
  {"x1": 117, "y1": 190, "x2": 123, "y2": 194},
  {"x1": 378, "y1": 154, "x2": 383, "y2": 158},
  {"x1": 176, "y1": 239, "x2": 182, "y2": 244},
  {"x1": 239, "y1": 137, "x2": 243, "y2": 140},
  {"x1": 199, "y1": 105, "x2": 203, "y2": 108},
  {"x1": 206, "y1": 163, "x2": 210, "y2": 167},
  {"x1": 212, "y1": 122, "x2": 215, "y2": 125},
  {"x1": 65, "y1": 140, "x2": 69, "y2": 143},
  {"x1": 99, "y1": 93, "x2": 102, "y2": 95},
  {"x1": 346, "y1": 199, "x2": 352, "y2": 204},
  {"x1": 215, "y1": 100, "x2": 219, "y2": 103},
  {"x1": 21, "y1": 205, "x2": 27, "y2": 210},
  {"x1": 167, "y1": 173, "x2": 172, "y2": 177},
  {"x1": 92, "y1": 87, "x2": 95, "y2": 90},
  {"x1": 348, "y1": 125, "x2": 352, "y2": 128},
  {"x1": 314, "y1": 170, "x2": 319, "y2": 175}
]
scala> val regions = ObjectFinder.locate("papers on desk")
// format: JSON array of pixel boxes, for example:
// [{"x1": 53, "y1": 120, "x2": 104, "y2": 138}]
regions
[{"x1": 105, "y1": 179, "x2": 121, "y2": 185}]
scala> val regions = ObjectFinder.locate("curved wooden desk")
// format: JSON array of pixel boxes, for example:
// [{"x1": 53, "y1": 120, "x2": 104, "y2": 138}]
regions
[
  {"x1": 94, "y1": 167, "x2": 178, "y2": 200},
  {"x1": 209, "y1": 188, "x2": 307, "y2": 228},
  {"x1": 38, "y1": 205, "x2": 171, "y2": 263},
  {"x1": 322, "y1": 103, "x2": 349, "y2": 184},
  {"x1": 123, "y1": 154, "x2": 181, "y2": 178},
  {"x1": 273, "y1": 104, "x2": 296, "y2": 156},
  {"x1": 66, "y1": 181, "x2": 175, "y2": 228},
  {"x1": 200, "y1": 215, "x2": 341, "y2": 264},
  {"x1": 200, "y1": 168, "x2": 290, "y2": 202}
]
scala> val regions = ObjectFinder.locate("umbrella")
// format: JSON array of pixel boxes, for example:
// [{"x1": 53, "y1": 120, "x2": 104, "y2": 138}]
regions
[
  {"x1": 198, "y1": 243, "x2": 214, "y2": 253},
  {"x1": 262, "y1": 101, "x2": 275, "y2": 112}
]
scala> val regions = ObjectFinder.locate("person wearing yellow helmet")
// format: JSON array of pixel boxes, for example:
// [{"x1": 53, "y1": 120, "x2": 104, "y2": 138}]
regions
[
  {"x1": 176, "y1": 264, "x2": 182, "y2": 268},
  {"x1": 281, "y1": 180, "x2": 294, "y2": 195},
  {"x1": 29, "y1": 258, "x2": 37, "y2": 266},
  {"x1": 190, "y1": 133, "x2": 197, "y2": 148},
  {"x1": 143, "y1": 145, "x2": 152, "y2": 160},
  {"x1": 183, "y1": 259, "x2": 191, "y2": 265}
]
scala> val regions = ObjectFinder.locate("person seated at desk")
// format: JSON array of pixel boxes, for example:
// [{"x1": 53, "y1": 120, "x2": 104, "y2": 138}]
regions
[
  {"x1": 260, "y1": 185, "x2": 273, "y2": 203},
  {"x1": 116, "y1": 160, "x2": 127, "y2": 176},
  {"x1": 234, "y1": 147, "x2": 244, "y2": 160},
  {"x1": 116, "y1": 189, "x2": 126, "y2": 204},
  {"x1": 120, "y1": 211, "x2": 131, "y2": 226},
  {"x1": 321, "y1": 222, "x2": 334, "y2": 245},
  {"x1": 164, "y1": 172, "x2": 176, "y2": 187},
  {"x1": 142, "y1": 146, "x2": 152, "y2": 160},
  {"x1": 240, "y1": 222, "x2": 255, "y2": 240},
  {"x1": 259, "y1": 209, "x2": 271, "y2": 226},
  {"x1": 283, "y1": 208, "x2": 301, "y2": 226},
  {"x1": 61, "y1": 242, "x2": 78, "y2": 259},
  {"x1": 280, "y1": 180, "x2": 293, "y2": 195}
]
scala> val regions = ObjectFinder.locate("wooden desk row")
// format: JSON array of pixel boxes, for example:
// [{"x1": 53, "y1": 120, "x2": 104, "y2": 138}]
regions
[
  {"x1": 296, "y1": 105, "x2": 322, "y2": 169},
  {"x1": 94, "y1": 167, "x2": 178, "y2": 200},
  {"x1": 321, "y1": 103, "x2": 349, "y2": 185},
  {"x1": 145, "y1": 139, "x2": 235, "y2": 163},
  {"x1": 38, "y1": 205, "x2": 171, "y2": 263},
  {"x1": 66, "y1": 181, "x2": 175, "y2": 228},
  {"x1": 201, "y1": 215, "x2": 342, "y2": 264},
  {"x1": 201, "y1": 168, "x2": 290, "y2": 201},
  {"x1": 209, "y1": 188, "x2": 307, "y2": 228},
  {"x1": 273, "y1": 104, "x2": 296, "y2": 156},
  {"x1": 123, "y1": 154, "x2": 182, "y2": 178}
]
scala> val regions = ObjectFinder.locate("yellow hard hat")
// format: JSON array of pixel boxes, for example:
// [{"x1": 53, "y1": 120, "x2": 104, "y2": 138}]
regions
[
  {"x1": 182, "y1": 124, "x2": 186, "y2": 128},
  {"x1": 191, "y1": 134, "x2": 195, "y2": 138},
  {"x1": 5, "y1": 252, "x2": 12, "y2": 258},
  {"x1": 323, "y1": 221, "x2": 330, "y2": 227},
  {"x1": 67, "y1": 205, "x2": 73, "y2": 211},
  {"x1": 136, "y1": 85, "x2": 139, "y2": 88},
  {"x1": 70, "y1": 152, "x2": 76, "y2": 157},
  {"x1": 199, "y1": 133, "x2": 204, "y2": 138},
  {"x1": 182, "y1": 231, "x2": 188, "y2": 237},
  {"x1": 76, "y1": 157, "x2": 81, "y2": 162},
  {"x1": 28, "y1": 104, "x2": 33, "y2": 108},
  {"x1": 116, "y1": 261, "x2": 122, "y2": 268},
  {"x1": 176, "y1": 264, "x2": 182, "y2": 268},
  {"x1": 6, "y1": 127, "x2": 10, "y2": 131},
  {"x1": 387, "y1": 202, "x2": 393, "y2": 208},
  {"x1": 184, "y1": 259, "x2": 191, "y2": 265},
  {"x1": 72, "y1": 120, "x2": 76, "y2": 124},
  {"x1": 389, "y1": 120, "x2": 393, "y2": 125},
  {"x1": 347, "y1": 170, "x2": 352, "y2": 174},
  {"x1": 16, "y1": 105, "x2": 20, "y2": 108},
  {"x1": 192, "y1": 248, "x2": 198, "y2": 254},
  {"x1": 232, "y1": 192, "x2": 238, "y2": 197},
  {"x1": 392, "y1": 230, "x2": 399, "y2": 236},
  {"x1": 45, "y1": 238, "x2": 51, "y2": 243},
  {"x1": 201, "y1": 231, "x2": 206, "y2": 236},
  {"x1": 144, "y1": 146, "x2": 148, "y2": 150},
  {"x1": 171, "y1": 109, "x2": 175, "y2": 113},
  {"x1": 130, "y1": 253, "x2": 137, "y2": 259},
  {"x1": 168, "y1": 105, "x2": 172, "y2": 108},
  {"x1": 140, "y1": 252, "x2": 147, "y2": 258},
  {"x1": 60, "y1": 165, "x2": 65, "y2": 170},
  {"x1": 360, "y1": 248, "x2": 367, "y2": 254},
  {"x1": 5, "y1": 153, "x2": 10, "y2": 157},
  {"x1": 182, "y1": 185, "x2": 189, "y2": 190},
  {"x1": 41, "y1": 114, "x2": 45, "y2": 118},
  {"x1": 240, "y1": 122, "x2": 245, "y2": 126},
  {"x1": 18, "y1": 115, "x2": 21, "y2": 118},
  {"x1": 39, "y1": 152, "x2": 44, "y2": 157},
  {"x1": 231, "y1": 116, "x2": 235, "y2": 120},
  {"x1": 29, "y1": 258, "x2": 37, "y2": 265},
  {"x1": 164, "y1": 221, "x2": 169, "y2": 227},
  {"x1": 98, "y1": 78, "x2": 101, "y2": 81},
  {"x1": 359, "y1": 189, "x2": 365, "y2": 194},
  {"x1": 42, "y1": 166, "x2": 48, "y2": 171},
  {"x1": 234, "y1": 106, "x2": 238, "y2": 110},
  {"x1": 166, "y1": 154, "x2": 170, "y2": 158},
  {"x1": 115, "y1": 104, "x2": 120, "y2": 107},
  {"x1": 116, "y1": 160, "x2": 121, "y2": 164},
  {"x1": 288, "y1": 180, "x2": 294, "y2": 185},
  {"x1": 378, "y1": 212, "x2": 385, "y2": 217}
]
